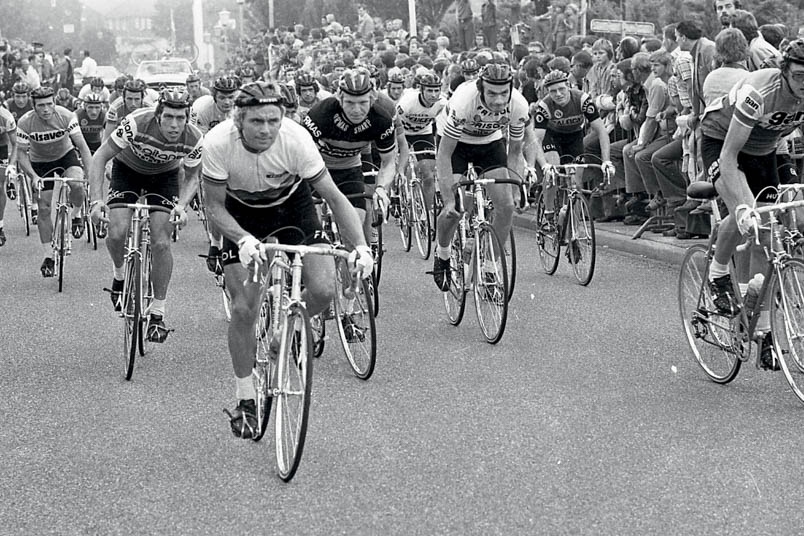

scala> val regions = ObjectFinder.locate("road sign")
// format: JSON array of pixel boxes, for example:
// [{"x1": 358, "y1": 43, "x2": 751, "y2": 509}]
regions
[{"x1": 590, "y1": 19, "x2": 655, "y2": 37}]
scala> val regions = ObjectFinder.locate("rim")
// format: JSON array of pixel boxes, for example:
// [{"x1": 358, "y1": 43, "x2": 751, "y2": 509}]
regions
[
  {"x1": 473, "y1": 226, "x2": 508, "y2": 344},
  {"x1": 569, "y1": 195, "x2": 596, "y2": 285}
]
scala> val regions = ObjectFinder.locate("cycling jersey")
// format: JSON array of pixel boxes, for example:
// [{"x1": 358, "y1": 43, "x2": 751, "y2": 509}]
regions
[
  {"x1": 203, "y1": 118, "x2": 326, "y2": 208},
  {"x1": 531, "y1": 89, "x2": 600, "y2": 134},
  {"x1": 302, "y1": 97, "x2": 396, "y2": 170},
  {"x1": 396, "y1": 91, "x2": 447, "y2": 136},
  {"x1": 0, "y1": 107, "x2": 17, "y2": 147},
  {"x1": 105, "y1": 96, "x2": 155, "y2": 127},
  {"x1": 4, "y1": 99, "x2": 33, "y2": 122},
  {"x1": 437, "y1": 82, "x2": 529, "y2": 144},
  {"x1": 190, "y1": 95, "x2": 229, "y2": 135},
  {"x1": 110, "y1": 107, "x2": 203, "y2": 175},
  {"x1": 16, "y1": 106, "x2": 81, "y2": 163},
  {"x1": 701, "y1": 68, "x2": 804, "y2": 156},
  {"x1": 77, "y1": 107, "x2": 106, "y2": 150},
  {"x1": 55, "y1": 97, "x2": 78, "y2": 112}
]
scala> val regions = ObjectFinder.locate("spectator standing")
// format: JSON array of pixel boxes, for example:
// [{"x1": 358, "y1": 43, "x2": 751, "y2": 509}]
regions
[
  {"x1": 62, "y1": 49, "x2": 75, "y2": 94},
  {"x1": 21, "y1": 56, "x2": 41, "y2": 90},
  {"x1": 81, "y1": 50, "x2": 97, "y2": 79},
  {"x1": 482, "y1": 0, "x2": 498, "y2": 53},
  {"x1": 731, "y1": 10, "x2": 781, "y2": 70},
  {"x1": 456, "y1": 0, "x2": 476, "y2": 52},
  {"x1": 357, "y1": 6, "x2": 375, "y2": 40}
]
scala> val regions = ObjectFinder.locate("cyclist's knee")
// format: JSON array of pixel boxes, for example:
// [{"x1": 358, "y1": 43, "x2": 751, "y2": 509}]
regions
[{"x1": 150, "y1": 237, "x2": 172, "y2": 254}]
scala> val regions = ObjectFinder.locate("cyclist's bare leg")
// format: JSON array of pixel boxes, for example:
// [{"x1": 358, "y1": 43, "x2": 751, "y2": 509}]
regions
[
  {"x1": 418, "y1": 159, "x2": 436, "y2": 210},
  {"x1": 224, "y1": 262, "x2": 262, "y2": 378},
  {"x1": 542, "y1": 150, "x2": 560, "y2": 212},
  {"x1": 435, "y1": 173, "x2": 463, "y2": 253},
  {"x1": 105, "y1": 207, "x2": 133, "y2": 272},
  {"x1": 712, "y1": 168, "x2": 755, "y2": 268},
  {"x1": 362, "y1": 183, "x2": 374, "y2": 244},
  {"x1": 301, "y1": 251, "x2": 336, "y2": 316},
  {"x1": 65, "y1": 166, "x2": 86, "y2": 219},
  {"x1": 149, "y1": 211, "x2": 174, "y2": 302},
  {"x1": 0, "y1": 166, "x2": 7, "y2": 223},
  {"x1": 36, "y1": 193, "x2": 53, "y2": 246}
]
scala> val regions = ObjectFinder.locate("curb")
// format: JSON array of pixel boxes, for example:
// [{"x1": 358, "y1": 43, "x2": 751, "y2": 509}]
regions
[{"x1": 512, "y1": 213, "x2": 707, "y2": 267}]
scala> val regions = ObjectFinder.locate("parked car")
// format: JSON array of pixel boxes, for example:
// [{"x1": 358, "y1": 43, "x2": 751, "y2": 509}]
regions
[{"x1": 134, "y1": 59, "x2": 193, "y2": 91}]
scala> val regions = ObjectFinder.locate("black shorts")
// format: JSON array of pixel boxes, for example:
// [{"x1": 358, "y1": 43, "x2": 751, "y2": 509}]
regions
[
  {"x1": 450, "y1": 138, "x2": 507, "y2": 176},
  {"x1": 543, "y1": 131, "x2": 584, "y2": 159},
  {"x1": 221, "y1": 180, "x2": 326, "y2": 266},
  {"x1": 406, "y1": 133, "x2": 436, "y2": 161},
  {"x1": 32, "y1": 150, "x2": 82, "y2": 192},
  {"x1": 86, "y1": 140, "x2": 101, "y2": 155},
  {"x1": 330, "y1": 167, "x2": 368, "y2": 210},
  {"x1": 108, "y1": 159, "x2": 180, "y2": 209},
  {"x1": 701, "y1": 135, "x2": 779, "y2": 203},
  {"x1": 0, "y1": 144, "x2": 8, "y2": 161}
]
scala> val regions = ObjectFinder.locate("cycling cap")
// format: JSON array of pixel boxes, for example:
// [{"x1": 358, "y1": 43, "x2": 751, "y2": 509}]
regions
[
  {"x1": 234, "y1": 81, "x2": 284, "y2": 107},
  {"x1": 339, "y1": 68, "x2": 373, "y2": 95},
  {"x1": 213, "y1": 75, "x2": 241, "y2": 92},
  {"x1": 159, "y1": 88, "x2": 191, "y2": 108},
  {"x1": 31, "y1": 86, "x2": 55, "y2": 100},
  {"x1": 12, "y1": 81, "x2": 31, "y2": 94},
  {"x1": 480, "y1": 63, "x2": 513, "y2": 84},
  {"x1": 461, "y1": 58, "x2": 480, "y2": 73},
  {"x1": 542, "y1": 69, "x2": 569, "y2": 87}
]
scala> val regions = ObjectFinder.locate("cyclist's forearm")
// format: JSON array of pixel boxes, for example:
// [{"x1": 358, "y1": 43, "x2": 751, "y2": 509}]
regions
[
  {"x1": 17, "y1": 152, "x2": 35, "y2": 180},
  {"x1": 508, "y1": 140, "x2": 525, "y2": 185},
  {"x1": 593, "y1": 121, "x2": 611, "y2": 162},
  {"x1": 331, "y1": 195, "x2": 368, "y2": 249},
  {"x1": 177, "y1": 167, "x2": 199, "y2": 208},
  {"x1": 7, "y1": 138, "x2": 17, "y2": 167},
  {"x1": 377, "y1": 154, "x2": 396, "y2": 190}
]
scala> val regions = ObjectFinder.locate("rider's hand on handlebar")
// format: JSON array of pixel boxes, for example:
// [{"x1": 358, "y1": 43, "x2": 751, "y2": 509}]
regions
[
  {"x1": 90, "y1": 201, "x2": 108, "y2": 227},
  {"x1": 373, "y1": 185, "x2": 390, "y2": 222},
  {"x1": 4, "y1": 164, "x2": 16, "y2": 180},
  {"x1": 349, "y1": 244, "x2": 374, "y2": 280},
  {"x1": 735, "y1": 204, "x2": 760, "y2": 236},
  {"x1": 601, "y1": 160, "x2": 616, "y2": 180},
  {"x1": 170, "y1": 204, "x2": 188, "y2": 229},
  {"x1": 237, "y1": 235, "x2": 265, "y2": 269}
]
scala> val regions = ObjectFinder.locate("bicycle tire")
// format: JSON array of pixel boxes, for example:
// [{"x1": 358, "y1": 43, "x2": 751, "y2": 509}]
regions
[
  {"x1": 398, "y1": 179, "x2": 412, "y2": 252},
  {"x1": 311, "y1": 313, "x2": 325, "y2": 358},
  {"x1": 443, "y1": 222, "x2": 467, "y2": 326},
  {"x1": 221, "y1": 278, "x2": 232, "y2": 322},
  {"x1": 411, "y1": 181, "x2": 432, "y2": 260},
  {"x1": 506, "y1": 228, "x2": 516, "y2": 301},
  {"x1": 334, "y1": 259, "x2": 377, "y2": 380},
  {"x1": 534, "y1": 192, "x2": 560, "y2": 275},
  {"x1": 138, "y1": 241, "x2": 153, "y2": 357},
  {"x1": 275, "y1": 302, "x2": 314, "y2": 481},
  {"x1": 678, "y1": 244, "x2": 743, "y2": 384},
  {"x1": 252, "y1": 282, "x2": 276, "y2": 442},
  {"x1": 55, "y1": 209, "x2": 67, "y2": 293},
  {"x1": 19, "y1": 178, "x2": 30, "y2": 237},
  {"x1": 473, "y1": 223, "x2": 509, "y2": 344},
  {"x1": 373, "y1": 218, "x2": 384, "y2": 289},
  {"x1": 770, "y1": 257, "x2": 804, "y2": 405},
  {"x1": 568, "y1": 194, "x2": 596, "y2": 286},
  {"x1": 122, "y1": 255, "x2": 139, "y2": 381}
]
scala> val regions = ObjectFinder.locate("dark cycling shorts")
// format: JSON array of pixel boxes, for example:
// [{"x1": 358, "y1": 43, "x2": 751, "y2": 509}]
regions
[
  {"x1": 220, "y1": 180, "x2": 326, "y2": 266},
  {"x1": 0, "y1": 144, "x2": 8, "y2": 161},
  {"x1": 331, "y1": 167, "x2": 368, "y2": 210},
  {"x1": 701, "y1": 135, "x2": 779, "y2": 203},
  {"x1": 86, "y1": 140, "x2": 101, "y2": 155},
  {"x1": 449, "y1": 138, "x2": 507, "y2": 175},
  {"x1": 543, "y1": 131, "x2": 584, "y2": 159},
  {"x1": 406, "y1": 133, "x2": 436, "y2": 161},
  {"x1": 108, "y1": 159, "x2": 180, "y2": 209},
  {"x1": 32, "y1": 150, "x2": 82, "y2": 192}
]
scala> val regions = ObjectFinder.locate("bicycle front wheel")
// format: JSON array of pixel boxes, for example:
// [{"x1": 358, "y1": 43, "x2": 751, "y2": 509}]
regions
[
  {"x1": 411, "y1": 181, "x2": 432, "y2": 260},
  {"x1": 473, "y1": 223, "x2": 509, "y2": 344},
  {"x1": 55, "y1": 210, "x2": 67, "y2": 292},
  {"x1": 334, "y1": 259, "x2": 377, "y2": 379},
  {"x1": 770, "y1": 258, "x2": 804, "y2": 405},
  {"x1": 568, "y1": 194, "x2": 596, "y2": 286},
  {"x1": 275, "y1": 302, "x2": 314, "y2": 482},
  {"x1": 534, "y1": 192, "x2": 560, "y2": 275},
  {"x1": 398, "y1": 182, "x2": 412, "y2": 252},
  {"x1": 19, "y1": 179, "x2": 30, "y2": 236},
  {"x1": 443, "y1": 224, "x2": 467, "y2": 326},
  {"x1": 252, "y1": 285, "x2": 276, "y2": 442},
  {"x1": 138, "y1": 242, "x2": 153, "y2": 357},
  {"x1": 121, "y1": 255, "x2": 140, "y2": 381},
  {"x1": 678, "y1": 244, "x2": 742, "y2": 383},
  {"x1": 506, "y1": 228, "x2": 516, "y2": 301}
]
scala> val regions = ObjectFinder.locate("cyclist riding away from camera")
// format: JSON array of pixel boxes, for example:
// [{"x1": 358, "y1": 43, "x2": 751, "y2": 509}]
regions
[
  {"x1": 89, "y1": 89, "x2": 202, "y2": 343},
  {"x1": 78, "y1": 93, "x2": 106, "y2": 154},
  {"x1": 396, "y1": 70, "x2": 447, "y2": 212},
  {"x1": 432, "y1": 63, "x2": 532, "y2": 291},
  {"x1": 190, "y1": 74, "x2": 241, "y2": 273},
  {"x1": 202, "y1": 81, "x2": 373, "y2": 438},
  {"x1": 302, "y1": 67, "x2": 397, "y2": 243},
  {"x1": 0, "y1": 104, "x2": 18, "y2": 247},
  {"x1": 16, "y1": 86, "x2": 92, "y2": 276},
  {"x1": 103, "y1": 79, "x2": 150, "y2": 141},
  {"x1": 530, "y1": 69, "x2": 615, "y2": 218},
  {"x1": 699, "y1": 39, "x2": 804, "y2": 369}
]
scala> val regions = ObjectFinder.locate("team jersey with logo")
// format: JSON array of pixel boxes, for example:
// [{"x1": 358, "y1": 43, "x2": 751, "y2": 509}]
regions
[
  {"x1": 437, "y1": 82, "x2": 530, "y2": 144},
  {"x1": 110, "y1": 107, "x2": 203, "y2": 175},
  {"x1": 16, "y1": 106, "x2": 81, "y2": 162},
  {"x1": 105, "y1": 96, "x2": 156, "y2": 127},
  {"x1": 0, "y1": 107, "x2": 17, "y2": 147},
  {"x1": 76, "y1": 107, "x2": 106, "y2": 148},
  {"x1": 190, "y1": 95, "x2": 230, "y2": 135},
  {"x1": 302, "y1": 97, "x2": 396, "y2": 170},
  {"x1": 202, "y1": 118, "x2": 327, "y2": 208},
  {"x1": 531, "y1": 89, "x2": 600, "y2": 134},
  {"x1": 4, "y1": 99, "x2": 33, "y2": 122},
  {"x1": 701, "y1": 68, "x2": 804, "y2": 156},
  {"x1": 396, "y1": 91, "x2": 447, "y2": 136}
]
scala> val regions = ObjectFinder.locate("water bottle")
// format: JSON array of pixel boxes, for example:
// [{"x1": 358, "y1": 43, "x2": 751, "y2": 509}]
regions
[
  {"x1": 462, "y1": 237, "x2": 475, "y2": 265},
  {"x1": 743, "y1": 273, "x2": 765, "y2": 315}
]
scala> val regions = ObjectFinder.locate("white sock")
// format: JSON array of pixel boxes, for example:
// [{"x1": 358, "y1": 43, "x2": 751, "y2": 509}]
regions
[
  {"x1": 113, "y1": 264, "x2": 125, "y2": 280},
  {"x1": 738, "y1": 283, "x2": 749, "y2": 297},
  {"x1": 235, "y1": 373, "x2": 256, "y2": 401},
  {"x1": 42, "y1": 242, "x2": 52, "y2": 256},
  {"x1": 151, "y1": 299, "x2": 166, "y2": 318},
  {"x1": 436, "y1": 245, "x2": 451, "y2": 261},
  {"x1": 709, "y1": 260, "x2": 729, "y2": 281},
  {"x1": 0, "y1": 220, "x2": 4, "y2": 228}
]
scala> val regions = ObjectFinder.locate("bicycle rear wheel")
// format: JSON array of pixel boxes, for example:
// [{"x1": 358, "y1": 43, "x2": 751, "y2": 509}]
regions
[
  {"x1": 411, "y1": 181, "x2": 432, "y2": 260},
  {"x1": 121, "y1": 255, "x2": 140, "y2": 380},
  {"x1": 770, "y1": 258, "x2": 804, "y2": 405},
  {"x1": 506, "y1": 229, "x2": 516, "y2": 301},
  {"x1": 275, "y1": 302, "x2": 314, "y2": 482},
  {"x1": 534, "y1": 192, "x2": 560, "y2": 275},
  {"x1": 473, "y1": 223, "x2": 509, "y2": 344},
  {"x1": 443, "y1": 224, "x2": 467, "y2": 326},
  {"x1": 55, "y1": 209, "x2": 67, "y2": 292},
  {"x1": 334, "y1": 259, "x2": 377, "y2": 379},
  {"x1": 138, "y1": 242, "x2": 154, "y2": 357},
  {"x1": 678, "y1": 244, "x2": 743, "y2": 383},
  {"x1": 568, "y1": 194, "x2": 596, "y2": 286}
]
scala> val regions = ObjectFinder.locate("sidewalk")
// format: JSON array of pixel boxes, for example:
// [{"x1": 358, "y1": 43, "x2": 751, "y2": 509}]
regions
[{"x1": 512, "y1": 213, "x2": 707, "y2": 267}]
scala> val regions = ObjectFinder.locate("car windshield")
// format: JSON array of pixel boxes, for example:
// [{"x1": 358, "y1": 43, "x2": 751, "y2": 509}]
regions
[
  {"x1": 96, "y1": 66, "x2": 119, "y2": 78},
  {"x1": 137, "y1": 61, "x2": 191, "y2": 76}
]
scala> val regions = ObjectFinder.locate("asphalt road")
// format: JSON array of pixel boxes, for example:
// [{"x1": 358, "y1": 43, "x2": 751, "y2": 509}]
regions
[{"x1": 2, "y1": 209, "x2": 804, "y2": 535}]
